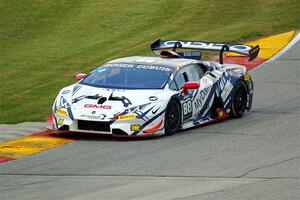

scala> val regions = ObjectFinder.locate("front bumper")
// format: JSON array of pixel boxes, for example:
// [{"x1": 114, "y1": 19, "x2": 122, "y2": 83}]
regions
[{"x1": 51, "y1": 114, "x2": 165, "y2": 137}]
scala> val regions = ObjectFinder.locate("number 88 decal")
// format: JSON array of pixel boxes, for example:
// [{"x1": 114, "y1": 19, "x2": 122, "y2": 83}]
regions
[{"x1": 182, "y1": 100, "x2": 192, "y2": 121}]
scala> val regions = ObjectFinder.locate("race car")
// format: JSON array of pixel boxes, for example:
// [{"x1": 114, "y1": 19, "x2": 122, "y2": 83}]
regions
[{"x1": 50, "y1": 39, "x2": 259, "y2": 137}]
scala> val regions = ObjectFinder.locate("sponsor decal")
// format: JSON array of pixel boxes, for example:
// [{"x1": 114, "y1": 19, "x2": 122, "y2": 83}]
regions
[
  {"x1": 194, "y1": 85, "x2": 212, "y2": 110},
  {"x1": 81, "y1": 114, "x2": 106, "y2": 120},
  {"x1": 152, "y1": 107, "x2": 160, "y2": 114},
  {"x1": 216, "y1": 108, "x2": 224, "y2": 118},
  {"x1": 84, "y1": 104, "x2": 112, "y2": 109},
  {"x1": 149, "y1": 96, "x2": 158, "y2": 101},
  {"x1": 56, "y1": 108, "x2": 68, "y2": 116},
  {"x1": 219, "y1": 75, "x2": 227, "y2": 91},
  {"x1": 62, "y1": 90, "x2": 70, "y2": 94},
  {"x1": 221, "y1": 81, "x2": 233, "y2": 101},
  {"x1": 104, "y1": 63, "x2": 173, "y2": 72},
  {"x1": 135, "y1": 64, "x2": 171, "y2": 72},
  {"x1": 162, "y1": 41, "x2": 251, "y2": 53},
  {"x1": 177, "y1": 51, "x2": 202, "y2": 60},
  {"x1": 118, "y1": 114, "x2": 136, "y2": 120},
  {"x1": 113, "y1": 112, "x2": 121, "y2": 119},
  {"x1": 244, "y1": 74, "x2": 250, "y2": 81},
  {"x1": 182, "y1": 100, "x2": 193, "y2": 121},
  {"x1": 57, "y1": 119, "x2": 64, "y2": 125},
  {"x1": 130, "y1": 124, "x2": 140, "y2": 132}
]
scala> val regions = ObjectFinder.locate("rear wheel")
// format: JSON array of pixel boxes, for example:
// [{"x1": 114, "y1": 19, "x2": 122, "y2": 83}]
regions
[
  {"x1": 231, "y1": 81, "x2": 248, "y2": 118},
  {"x1": 164, "y1": 99, "x2": 181, "y2": 135}
]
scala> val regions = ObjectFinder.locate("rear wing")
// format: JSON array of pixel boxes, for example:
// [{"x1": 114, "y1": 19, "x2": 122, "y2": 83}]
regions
[{"x1": 150, "y1": 39, "x2": 260, "y2": 64}]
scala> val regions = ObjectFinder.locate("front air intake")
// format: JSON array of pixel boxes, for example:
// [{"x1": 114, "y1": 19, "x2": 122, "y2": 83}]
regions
[
  {"x1": 112, "y1": 129, "x2": 128, "y2": 136},
  {"x1": 78, "y1": 120, "x2": 110, "y2": 132},
  {"x1": 58, "y1": 125, "x2": 69, "y2": 131}
]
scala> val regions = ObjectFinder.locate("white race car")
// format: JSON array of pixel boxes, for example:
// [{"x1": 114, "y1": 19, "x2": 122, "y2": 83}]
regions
[{"x1": 50, "y1": 39, "x2": 259, "y2": 137}]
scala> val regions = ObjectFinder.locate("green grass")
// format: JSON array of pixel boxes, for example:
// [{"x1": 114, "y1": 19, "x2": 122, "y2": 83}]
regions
[{"x1": 0, "y1": 0, "x2": 299, "y2": 123}]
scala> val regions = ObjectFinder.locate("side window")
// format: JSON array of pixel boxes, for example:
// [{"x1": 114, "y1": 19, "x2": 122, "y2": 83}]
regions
[
  {"x1": 169, "y1": 71, "x2": 186, "y2": 90},
  {"x1": 174, "y1": 73, "x2": 186, "y2": 89},
  {"x1": 196, "y1": 64, "x2": 207, "y2": 78},
  {"x1": 169, "y1": 79, "x2": 178, "y2": 90},
  {"x1": 169, "y1": 65, "x2": 201, "y2": 90},
  {"x1": 185, "y1": 65, "x2": 200, "y2": 81}
]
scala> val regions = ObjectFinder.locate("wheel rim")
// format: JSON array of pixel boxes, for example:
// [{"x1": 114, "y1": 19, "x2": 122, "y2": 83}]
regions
[
  {"x1": 234, "y1": 87, "x2": 247, "y2": 113},
  {"x1": 165, "y1": 102, "x2": 180, "y2": 132}
]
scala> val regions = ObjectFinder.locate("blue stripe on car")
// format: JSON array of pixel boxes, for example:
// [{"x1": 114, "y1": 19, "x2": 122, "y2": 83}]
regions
[{"x1": 132, "y1": 109, "x2": 166, "y2": 135}]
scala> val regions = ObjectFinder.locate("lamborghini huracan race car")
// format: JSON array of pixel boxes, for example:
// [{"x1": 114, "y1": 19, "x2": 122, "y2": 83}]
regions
[{"x1": 51, "y1": 39, "x2": 259, "y2": 137}]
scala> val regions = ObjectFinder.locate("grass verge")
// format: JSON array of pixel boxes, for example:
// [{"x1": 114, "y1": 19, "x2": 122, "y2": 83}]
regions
[{"x1": 0, "y1": 0, "x2": 299, "y2": 123}]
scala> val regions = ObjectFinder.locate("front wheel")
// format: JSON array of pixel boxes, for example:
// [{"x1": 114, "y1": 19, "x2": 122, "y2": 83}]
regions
[
  {"x1": 164, "y1": 99, "x2": 181, "y2": 135},
  {"x1": 231, "y1": 81, "x2": 248, "y2": 118}
]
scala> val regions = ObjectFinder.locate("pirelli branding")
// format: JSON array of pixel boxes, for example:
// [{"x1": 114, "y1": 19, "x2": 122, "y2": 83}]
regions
[{"x1": 118, "y1": 114, "x2": 136, "y2": 120}]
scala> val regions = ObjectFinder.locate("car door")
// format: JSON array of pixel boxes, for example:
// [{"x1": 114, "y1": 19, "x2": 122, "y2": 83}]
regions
[
  {"x1": 170, "y1": 64, "x2": 214, "y2": 122},
  {"x1": 192, "y1": 64, "x2": 215, "y2": 120}
]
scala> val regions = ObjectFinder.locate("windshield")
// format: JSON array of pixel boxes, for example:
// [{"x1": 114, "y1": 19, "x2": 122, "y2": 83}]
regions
[{"x1": 80, "y1": 63, "x2": 174, "y2": 89}]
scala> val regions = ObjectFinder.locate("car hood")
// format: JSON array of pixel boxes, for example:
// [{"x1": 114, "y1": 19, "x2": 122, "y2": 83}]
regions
[{"x1": 55, "y1": 84, "x2": 172, "y2": 120}]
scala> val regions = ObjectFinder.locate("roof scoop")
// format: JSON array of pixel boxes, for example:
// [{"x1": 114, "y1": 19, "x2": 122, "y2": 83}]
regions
[
  {"x1": 86, "y1": 94, "x2": 102, "y2": 99},
  {"x1": 84, "y1": 94, "x2": 107, "y2": 104},
  {"x1": 160, "y1": 50, "x2": 180, "y2": 58},
  {"x1": 98, "y1": 97, "x2": 107, "y2": 104}
]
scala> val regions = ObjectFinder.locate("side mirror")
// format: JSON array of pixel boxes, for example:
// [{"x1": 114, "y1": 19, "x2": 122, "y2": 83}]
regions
[
  {"x1": 181, "y1": 82, "x2": 200, "y2": 95},
  {"x1": 75, "y1": 73, "x2": 87, "y2": 81}
]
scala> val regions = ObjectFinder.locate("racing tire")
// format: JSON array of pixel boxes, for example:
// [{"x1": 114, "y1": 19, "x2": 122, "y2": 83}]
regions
[
  {"x1": 231, "y1": 81, "x2": 248, "y2": 118},
  {"x1": 164, "y1": 99, "x2": 181, "y2": 135}
]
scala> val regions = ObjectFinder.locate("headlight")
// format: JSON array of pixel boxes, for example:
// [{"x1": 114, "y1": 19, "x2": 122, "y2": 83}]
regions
[{"x1": 55, "y1": 108, "x2": 68, "y2": 117}]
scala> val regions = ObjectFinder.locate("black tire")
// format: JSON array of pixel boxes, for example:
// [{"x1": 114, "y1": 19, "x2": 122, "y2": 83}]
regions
[
  {"x1": 164, "y1": 99, "x2": 181, "y2": 135},
  {"x1": 231, "y1": 81, "x2": 248, "y2": 118}
]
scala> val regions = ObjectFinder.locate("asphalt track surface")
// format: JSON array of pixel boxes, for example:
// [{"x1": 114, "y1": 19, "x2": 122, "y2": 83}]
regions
[{"x1": 0, "y1": 42, "x2": 299, "y2": 200}]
